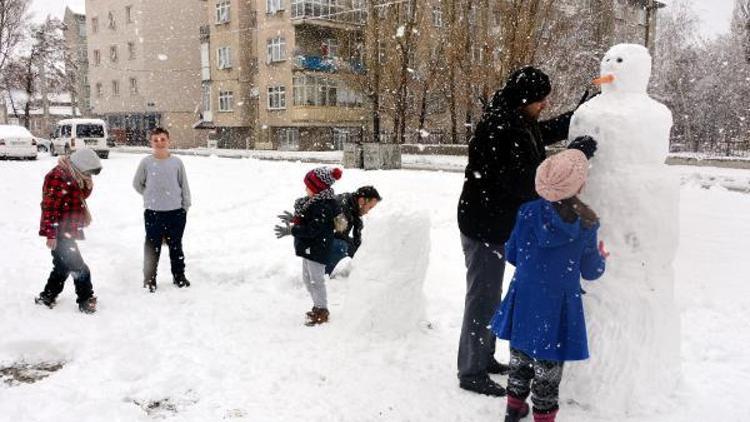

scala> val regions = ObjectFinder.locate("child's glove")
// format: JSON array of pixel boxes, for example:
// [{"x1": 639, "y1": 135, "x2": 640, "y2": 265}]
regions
[
  {"x1": 274, "y1": 223, "x2": 292, "y2": 239},
  {"x1": 277, "y1": 210, "x2": 293, "y2": 224}
]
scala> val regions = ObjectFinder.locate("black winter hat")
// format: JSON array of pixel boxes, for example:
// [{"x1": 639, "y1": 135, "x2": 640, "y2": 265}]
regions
[{"x1": 501, "y1": 66, "x2": 552, "y2": 108}]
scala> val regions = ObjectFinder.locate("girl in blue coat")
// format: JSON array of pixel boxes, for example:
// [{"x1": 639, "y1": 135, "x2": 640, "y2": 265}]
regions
[{"x1": 491, "y1": 149, "x2": 609, "y2": 422}]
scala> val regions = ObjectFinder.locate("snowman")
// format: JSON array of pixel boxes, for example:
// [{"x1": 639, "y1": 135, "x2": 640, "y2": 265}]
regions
[{"x1": 565, "y1": 44, "x2": 681, "y2": 415}]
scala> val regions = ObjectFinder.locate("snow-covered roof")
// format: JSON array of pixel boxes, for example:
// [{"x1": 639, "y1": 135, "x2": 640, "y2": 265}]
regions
[
  {"x1": 0, "y1": 125, "x2": 34, "y2": 138},
  {"x1": 2, "y1": 90, "x2": 79, "y2": 117},
  {"x1": 56, "y1": 118, "x2": 106, "y2": 125}
]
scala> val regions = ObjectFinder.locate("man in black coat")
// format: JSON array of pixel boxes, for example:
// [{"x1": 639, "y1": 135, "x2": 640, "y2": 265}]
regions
[
  {"x1": 326, "y1": 186, "x2": 382, "y2": 274},
  {"x1": 456, "y1": 66, "x2": 597, "y2": 396}
]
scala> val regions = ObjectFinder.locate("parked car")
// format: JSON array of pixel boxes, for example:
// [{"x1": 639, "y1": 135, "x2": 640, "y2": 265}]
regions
[
  {"x1": 51, "y1": 118, "x2": 110, "y2": 159},
  {"x1": 36, "y1": 137, "x2": 52, "y2": 153},
  {"x1": 0, "y1": 125, "x2": 38, "y2": 160}
]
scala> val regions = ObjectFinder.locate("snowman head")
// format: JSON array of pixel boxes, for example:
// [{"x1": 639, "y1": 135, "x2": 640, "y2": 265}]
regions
[{"x1": 595, "y1": 44, "x2": 652, "y2": 95}]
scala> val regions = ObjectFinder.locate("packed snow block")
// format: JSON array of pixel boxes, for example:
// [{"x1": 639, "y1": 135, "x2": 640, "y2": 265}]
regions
[
  {"x1": 343, "y1": 143, "x2": 364, "y2": 168},
  {"x1": 339, "y1": 211, "x2": 430, "y2": 338},
  {"x1": 363, "y1": 143, "x2": 402, "y2": 170},
  {"x1": 565, "y1": 43, "x2": 681, "y2": 415}
]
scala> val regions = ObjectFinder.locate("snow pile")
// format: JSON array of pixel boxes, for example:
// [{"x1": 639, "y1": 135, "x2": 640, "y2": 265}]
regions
[
  {"x1": 339, "y1": 210, "x2": 431, "y2": 339},
  {"x1": 566, "y1": 44, "x2": 681, "y2": 415}
]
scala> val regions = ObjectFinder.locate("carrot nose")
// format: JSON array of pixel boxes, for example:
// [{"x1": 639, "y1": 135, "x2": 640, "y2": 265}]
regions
[{"x1": 593, "y1": 74, "x2": 615, "y2": 85}]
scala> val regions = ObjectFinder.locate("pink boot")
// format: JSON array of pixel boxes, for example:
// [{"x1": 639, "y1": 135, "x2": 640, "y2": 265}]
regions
[{"x1": 533, "y1": 409, "x2": 558, "y2": 422}]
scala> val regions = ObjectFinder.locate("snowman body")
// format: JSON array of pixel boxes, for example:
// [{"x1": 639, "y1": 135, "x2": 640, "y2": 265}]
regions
[{"x1": 565, "y1": 44, "x2": 681, "y2": 415}]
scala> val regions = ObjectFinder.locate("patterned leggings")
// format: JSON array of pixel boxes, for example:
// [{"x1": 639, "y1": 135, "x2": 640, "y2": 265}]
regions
[{"x1": 507, "y1": 348, "x2": 564, "y2": 413}]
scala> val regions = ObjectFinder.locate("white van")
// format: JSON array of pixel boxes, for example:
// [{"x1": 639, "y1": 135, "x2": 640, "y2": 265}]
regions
[{"x1": 51, "y1": 118, "x2": 110, "y2": 159}]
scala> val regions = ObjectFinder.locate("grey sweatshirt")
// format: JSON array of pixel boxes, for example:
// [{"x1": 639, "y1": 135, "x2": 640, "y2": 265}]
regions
[{"x1": 133, "y1": 155, "x2": 192, "y2": 211}]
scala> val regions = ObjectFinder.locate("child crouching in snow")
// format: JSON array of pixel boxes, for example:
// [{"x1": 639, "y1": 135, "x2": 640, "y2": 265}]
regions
[
  {"x1": 282, "y1": 167, "x2": 343, "y2": 326},
  {"x1": 491, "y1": 149, "x2": 609, "y2": 422}
]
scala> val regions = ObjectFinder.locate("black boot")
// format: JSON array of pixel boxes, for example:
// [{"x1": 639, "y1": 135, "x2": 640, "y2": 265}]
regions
[
  {"x1": 173, "y1": 274, "x2": 191, "y2": 288},
  {"x1": 78, "y1": 296, "x2": 97, "y2": 314},
  {"x1": 34, "y1": 293, "x2": 56, "y2": 309},
  {"x1": 459, "y1": 376, "x2": 506, "y2": 397}
]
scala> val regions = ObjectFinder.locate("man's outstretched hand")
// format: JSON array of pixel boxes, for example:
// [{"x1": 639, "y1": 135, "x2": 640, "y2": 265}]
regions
[{"x1": 568, "y1": 135, "x2": 598, "y2": 160}]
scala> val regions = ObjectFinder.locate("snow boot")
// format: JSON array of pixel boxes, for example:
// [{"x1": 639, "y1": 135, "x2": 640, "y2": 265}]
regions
[
  {"x1": 78, "y1": 296, "x2": 97, "y2": 314},
  {"x1": 533, "y1": 409, "x2": 558, "y2": 422},
  {"x1": 459, "y1": 376, "x2": 506, "y2": 397},
  {"x1": 504, "y1": 396, "x2": 530, "y2": 422},
  {"x1": 144, "y1": 279, "x2": 157, "y2": 293},
  {"x1": 305, "y1": 307, "x2": 329, "y2": 326},
  {"x1": 173, "y1": 274, "x2": 191, "y2": 288},
  {"x1": 488, "y1": 358, "x2": 511, "y2": 375},
  {"x1": 34, "y1": 293, "x2": 56, "y2": 309}
]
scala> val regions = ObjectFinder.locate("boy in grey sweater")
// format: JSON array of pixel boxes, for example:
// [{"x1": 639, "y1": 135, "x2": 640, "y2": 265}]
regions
[{"x1": 133, "y1": 127, "x2": 192, "y2": 292}]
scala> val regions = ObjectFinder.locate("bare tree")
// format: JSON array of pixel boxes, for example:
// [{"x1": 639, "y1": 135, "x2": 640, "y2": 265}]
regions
[
  {"x1": 5, "y1": 17, "x2": 67, "y2": 128},
  {"x1": 0, "y1": 0, "x2": 29, "y2": 79},
  {"x1": 733, "y1": 0, "x2": 750, "y2": 62}
]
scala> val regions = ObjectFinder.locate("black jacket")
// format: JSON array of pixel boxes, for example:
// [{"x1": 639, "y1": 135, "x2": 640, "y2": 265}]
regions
[
  {"x1": 334, "y1": 193, "x2": 363, "y2": 257},
  {"x1": 292, "y1": 197, "x2": 341, "y2": 264},
  {"x1": 457, "y1": 97, "x2": 572, "y2": 244}
]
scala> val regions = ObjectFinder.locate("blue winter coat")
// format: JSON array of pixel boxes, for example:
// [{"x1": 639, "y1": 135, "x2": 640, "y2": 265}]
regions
[{"x1": 490, "y1": 199, "x2": 606, "y2": 362}]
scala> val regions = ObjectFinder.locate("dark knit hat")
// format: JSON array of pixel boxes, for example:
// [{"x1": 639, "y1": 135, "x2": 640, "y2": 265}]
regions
[
  {"x1": 501, "y1": 66, "x2": 552, "y2": 108},
  {"x1": 304, "y1": 167, "x2": 342, "y2": 194}
]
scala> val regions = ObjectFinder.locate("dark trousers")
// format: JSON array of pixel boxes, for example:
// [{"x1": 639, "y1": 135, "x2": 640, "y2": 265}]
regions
[
  {"x1": 143, "y1": 209, "x2": 187, "y2": 283},
  {"x1": 507, "y1": 348, "x2": 564, "y2": 413},
  {"x1": 457, "y1": 233, "x2": 506, "y2": 380},
  {"x1": 325, "y1": 239, "x2": 350, "y2": 275},
  {"x1": 41, "y1": 238, "x2": 93, "y2": 304}
]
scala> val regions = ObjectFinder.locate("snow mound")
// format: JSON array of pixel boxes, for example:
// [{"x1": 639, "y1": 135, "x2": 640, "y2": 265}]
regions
[{"x1": 338, "y1": 210, "x2": 431, "y2": 339}]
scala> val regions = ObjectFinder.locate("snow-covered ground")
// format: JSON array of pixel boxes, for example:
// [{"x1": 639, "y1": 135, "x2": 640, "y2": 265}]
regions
[{"x1": 0, "y1": 153, "x2": 748, "y2": 421}]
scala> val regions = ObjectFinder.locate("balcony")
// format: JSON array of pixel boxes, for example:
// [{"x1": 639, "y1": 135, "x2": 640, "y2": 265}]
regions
[
  {"x1": 290, "y1": 0, "x2": 366, "y2": 30},
  {"x1": 294, "y1": 55, "x2": 365, "y2": 74}
]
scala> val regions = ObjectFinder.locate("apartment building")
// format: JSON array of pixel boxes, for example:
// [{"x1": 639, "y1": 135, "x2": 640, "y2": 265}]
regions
[
  {"x1": 197, "y1": 0, "x2": 368, "y2": 150},
  {"x1": 86, "y1": 0, "x2": 207, "y2": 147},
  {"x1": 63, "y1": 6, "x2": 91, "y2": 116}
]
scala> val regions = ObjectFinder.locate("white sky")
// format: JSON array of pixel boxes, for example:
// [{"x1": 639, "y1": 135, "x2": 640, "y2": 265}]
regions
[{"x1": 30, "y1": 0, "x2": 736, "y2": 38}]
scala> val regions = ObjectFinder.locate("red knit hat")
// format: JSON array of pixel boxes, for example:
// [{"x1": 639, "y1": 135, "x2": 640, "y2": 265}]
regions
[{"x1": 304, "y1": 167, "x2": 343, "y2": 194}]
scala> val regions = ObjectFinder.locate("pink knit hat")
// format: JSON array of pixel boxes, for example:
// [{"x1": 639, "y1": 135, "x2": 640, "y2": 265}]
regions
[{"x1": 535, "y1": 149, "x2": 588, "y2": 202}]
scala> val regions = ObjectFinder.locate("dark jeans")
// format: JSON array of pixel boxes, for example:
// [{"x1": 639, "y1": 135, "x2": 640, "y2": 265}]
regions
[
  {"x1": 325, "y1": 239, "x2": 350, "y2": 275},
  {"x1": 507, "y1": 348, "x2": 564, "y2": 413},
  {"x1": 41, "y1": 238, "x2": 93, "y2": 304},
  {"x1": 143, "y1": 209, "x2": 187, "y2": 283},
  {"x1": 457, "y1": 233, "x2": 506, "y2": 380}
]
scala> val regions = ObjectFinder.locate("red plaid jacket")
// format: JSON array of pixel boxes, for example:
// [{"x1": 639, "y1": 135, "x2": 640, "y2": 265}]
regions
[{"x1": 39, "y1": 165, "x2": 92, "y2": 240}]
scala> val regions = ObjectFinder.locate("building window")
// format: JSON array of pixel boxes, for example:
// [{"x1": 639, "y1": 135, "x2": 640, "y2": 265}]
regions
[
  {"x1": 129, "y1": 78, "x2": 138, "y2": 95},
  {"x1": 128, "y1": 42, "x2": 136, "y2": 60},
  {"x1": 322, "y1": 38, "x2": 338, "y2": 58},
  {"x1": 78, "y1": 46, "x2": 87, "y2": 63},
  {"x1": 291, "y1": 0, "x2": 338, "y2": 18},
  {"x1": 112, "y1": 80, "x2": 120, "y2": 96},
  {"x1": 268, "y1": 86, "x2": 286, "y2": 109},
  {"x1": 267, "y1": 0, "x2": 284, "y2": 14},
  {"x1": 216, "y1": 0, "x2": 231, "y2": 23},
  {"x1": 107, "y1": 12, "x2": 116, "y2": 30},
  {"x1": 217, "y1": 47, "x2": 232, "y2": 69},
  {"x1": 292, "y1": 75, "x2": 342, "y2": 107},
  {"x1": 202, "y1": 83, "x2": 212, "y2": 117},
  {"x1": 277, "y1": 128, "x2": 300, "y2": 150},
  {"x1": 93, "y1": 49, "x2": 101, "y2": 66},
  {"x1": 125, "y1": 6, "x2": 134, "y2": 23},
  {"x1": 77, "y1": 21, "x2": 86, "y2": 36},
  {"x1": 432, "y1": 7, "x2": 444, "y2": 27},
  {"x1": 266, "y1": 37, "x2": 286, "y2": 63},
  {"x1": 95, "y1": 83, "x2": 102, "y2": 98},
  {"x1": 218, "y1": 90, "x2": 234, "y2": 112},
  {"x1": 91, "y1": 17, "x2": 99, "y2": 33},
  {"x1": 110, "y1": 45, "x2": 118, "y2": 63}
]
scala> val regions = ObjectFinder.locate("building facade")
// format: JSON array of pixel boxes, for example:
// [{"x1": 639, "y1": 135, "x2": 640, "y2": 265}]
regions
[
  {"x1": 85, "y1": 0, "x2": 207, "y2": 147},
  {"x1": 63, "y1": 6, "x2": 91, "y2": 116},
  {"x1": 197, "y1": 0, "x2": 368, "y2": 150}
]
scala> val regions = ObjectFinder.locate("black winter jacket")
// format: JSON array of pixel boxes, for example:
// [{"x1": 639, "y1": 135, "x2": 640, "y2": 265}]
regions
[
  {"x1": 292, "y1": 197, "x2": 341, "y2": 264},
  {"x1": 334, "y1": 193, "x2": 363, "y2": 257},
  {"x1": 457, "y1": 98, "x2": 572, "y2": 244}
]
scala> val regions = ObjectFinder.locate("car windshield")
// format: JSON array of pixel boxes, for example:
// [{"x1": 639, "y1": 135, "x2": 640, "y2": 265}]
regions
[{"x1": 76, "y1": 124, "x2": 105, "y2": 138}]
